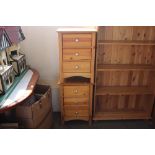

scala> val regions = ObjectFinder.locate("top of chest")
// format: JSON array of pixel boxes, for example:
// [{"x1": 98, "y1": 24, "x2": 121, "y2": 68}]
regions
[{"x1": 57, "y1": 28, "x2": 97, "y2": 33}]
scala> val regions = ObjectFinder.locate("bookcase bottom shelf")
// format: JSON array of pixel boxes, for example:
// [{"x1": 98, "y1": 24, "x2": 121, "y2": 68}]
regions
[
  {"x1": 93, "y1": 111, "x2": 151, "y2": 120},
  {"x1": 94, "y1": 94, "x2": 154, "y2": 120}
]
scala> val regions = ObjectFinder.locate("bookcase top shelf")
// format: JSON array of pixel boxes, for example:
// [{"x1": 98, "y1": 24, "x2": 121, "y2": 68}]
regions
[
  {"x1": 97, "y1": 40, "x2": 155, "y2": 45},
  {"x1": 97, "y1": 64, "x2": 155, "y2": 71}
]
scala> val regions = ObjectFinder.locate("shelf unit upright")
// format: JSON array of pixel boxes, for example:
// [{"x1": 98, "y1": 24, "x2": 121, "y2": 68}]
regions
[{"x1": 93, "y1": 26, "x2": 155, "y2": 120}]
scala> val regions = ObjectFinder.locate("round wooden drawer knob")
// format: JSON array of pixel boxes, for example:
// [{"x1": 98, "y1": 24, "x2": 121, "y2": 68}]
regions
[
  {"x1": 75, "y1": 65, "x2": 79, "y2": 69},
  {"x1": 75, "y1": 38, "x2": 79, "y2": 42},
  {"x1": 75, "y1": 112, "x2": 79, "y2": 117},
  {"x1": 73, "y1": 89, "x2": 78, "y2": 93},
  {"x1": 75, "y1": 52, "x2": 79, "y2": 56}
]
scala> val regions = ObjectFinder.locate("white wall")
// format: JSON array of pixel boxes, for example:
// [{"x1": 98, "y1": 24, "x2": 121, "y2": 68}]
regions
[
  {"x1": 20, "y1": 26, "x2": 95, "y2": 111},
  {"x1": 21, "y1": 26, "x2": 60, "y2": 111}
]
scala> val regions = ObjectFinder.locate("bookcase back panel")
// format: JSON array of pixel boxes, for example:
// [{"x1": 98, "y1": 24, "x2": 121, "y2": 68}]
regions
[
  {"x1": 98, "y1": 26, "x2": 155, "y2": 41},
  {"x1": 96, "y1": 71, "x2": 151, "y2": 87},
  {"x1": 95, "y1": 95, "x2": 154, "y2": 113},
  {"x1": 97, "y1": 45, "x2": 155, "y2": 65}
]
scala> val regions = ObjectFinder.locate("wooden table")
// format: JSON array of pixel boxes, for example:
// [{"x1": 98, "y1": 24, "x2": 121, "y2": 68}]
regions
[{"x1": 0, "y1": 68, "x2": 39, "y2": 113}]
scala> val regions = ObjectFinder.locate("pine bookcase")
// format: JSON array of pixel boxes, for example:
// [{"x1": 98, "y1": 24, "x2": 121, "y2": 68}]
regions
[{"x1": 93, "y1": 26, "x2": 155, "y2": 120}]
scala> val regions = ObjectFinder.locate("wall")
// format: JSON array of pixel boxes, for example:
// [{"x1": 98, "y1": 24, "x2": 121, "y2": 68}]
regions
[
  {"x1": 20, "y1": 26, "x2": 60, "y2": 111},
  {"x1": 20, "y1": 26, "x2": 95, "y2": 111}
]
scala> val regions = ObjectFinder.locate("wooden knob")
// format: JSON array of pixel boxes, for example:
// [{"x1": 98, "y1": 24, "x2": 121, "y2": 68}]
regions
[
  {"x1": 75, "y1": 112, "x2": 79, "y2": 117},
  {"x1": 75, "y1": 52, "x2": 79, "y2": 56},
  {"x1": 75, "y1": 38, "x2": 79, "y2": 42},
  {"x1": 75, "y1": 65, "x2": 79, "y2": 69},
  {"x1": 73, "y1": 89, "x2": 78, "y2": 93}
]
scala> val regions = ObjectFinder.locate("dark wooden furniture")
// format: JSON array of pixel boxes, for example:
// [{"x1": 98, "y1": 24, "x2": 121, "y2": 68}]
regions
[
  {"x1": 16, "y1": 84, "x2": 53, "y2": 129},
  {"x1": 94, "y1": 26, "x2": 155, "y2": 120}
]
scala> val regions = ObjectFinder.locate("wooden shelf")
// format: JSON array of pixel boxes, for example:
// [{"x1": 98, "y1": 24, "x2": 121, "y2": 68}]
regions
[
  {"x1": 97, "y1": 64, "x2": 155, "y2": 71},
  {"x1": 96, "y1": 86, "x2": 153, "y2": 95},
  {"x1": 93, "y1": 111, "x2": 151, "y2": 120},
  {"x1": 97, "y1": 40, "x2": 155, "y2": 45}
]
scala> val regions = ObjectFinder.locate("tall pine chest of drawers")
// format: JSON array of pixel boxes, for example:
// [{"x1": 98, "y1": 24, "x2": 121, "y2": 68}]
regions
[{"x1": 57, "y1": 28, "x2": 97, "y2": 124}]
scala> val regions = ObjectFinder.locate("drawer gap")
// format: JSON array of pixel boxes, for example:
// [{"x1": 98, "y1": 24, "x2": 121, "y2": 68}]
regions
[{"x1": 64, "y1": 76, "x2": 90, "y2": 84}]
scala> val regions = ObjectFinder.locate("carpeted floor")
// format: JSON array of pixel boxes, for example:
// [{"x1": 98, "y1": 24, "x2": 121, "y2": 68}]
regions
[{"x1": 53, "y1": 112, "x2": 155, "y2": 129}]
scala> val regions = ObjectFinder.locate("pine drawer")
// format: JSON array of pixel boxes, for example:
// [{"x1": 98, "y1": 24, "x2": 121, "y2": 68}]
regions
[
  {"x1": 62, "y1": 33, "x2": 92, "y2": 48},
  {"x1": 63, "y1": 49, "x2": 92, "y2": 61},
  {"x1": 63, "y1": 85, "x2": 89, "y2": 97},
  {"x1": 64, "y1": 105, "x2": 89, "y2": 117},
  {"x1": 63, "y1": 61, "x2": 91, "y2": 73},
  {"x1": 64, "y1": 97, "x2": 89, "y2": 105}
]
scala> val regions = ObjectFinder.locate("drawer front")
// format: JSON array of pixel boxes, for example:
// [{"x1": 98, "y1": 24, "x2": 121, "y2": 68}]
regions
[
  {"x1": 63, "y1": 49, "x2": 92, "y2": 61},
  {"x1": 63, "y1": 85, "x2": 89, "y2": 97},
  {"x1": 63, "y1": 62, "x2": 91, "y2": 73},
  {"x1": 64, "y1": 98, "x2": 89, "y2": 105},
  {"x1": 64, "y1": 105, "x2": 89, "y2": 117},
  {"x1": 62, "y1": 34, "x2": 92, "y2": 48},
  {"x1": 64, "y1": 116, "x2": 89, "y2": 121}
]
